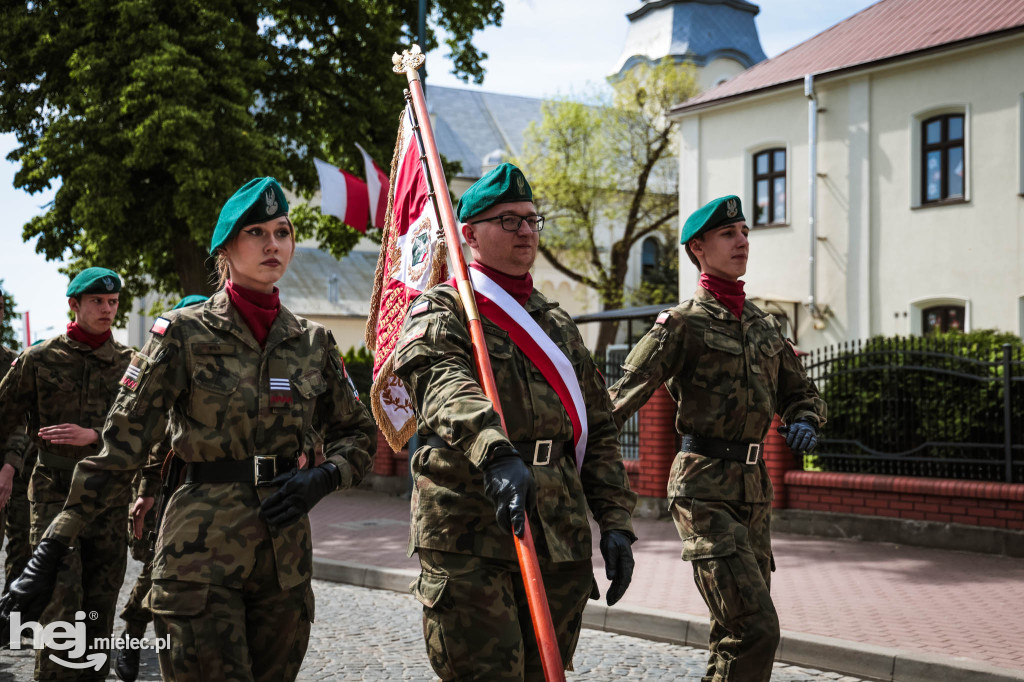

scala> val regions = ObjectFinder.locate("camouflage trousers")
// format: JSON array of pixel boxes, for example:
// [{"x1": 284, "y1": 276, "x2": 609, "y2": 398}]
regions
[
  {"x1": 30, "y1": 500, "x2": 129, "y2": 681},
  {"x1": 414, "y1": 548, "x2": 594, "y2": 681},
  {"x1": 3, "y1": 471, "x2": 32, "y2": 592},
  {"x1": 120, "y1": 558, "x2": 153, "y2": 629},
  {"x1": 671, "y1": 498, "x2": 778, "y2": 682},
  {"x1": 146, "y1": 537, "x2": 313, "y2": 682},
  {"x1": 120, "y1": 493, "x2": 158, "y2": 629}
]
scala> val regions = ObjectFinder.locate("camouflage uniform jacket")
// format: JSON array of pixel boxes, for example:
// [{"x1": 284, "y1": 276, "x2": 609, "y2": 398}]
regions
[
  {"x1": 0, "y1": 344, "x2": 27, "y2": 473},
  {"x1": 44, "y1": 290, "x2": 376, "y2": 590},
  {"x1": 394, "y1": 283, "x2": 636, "y2": 563},
  {"x1": 0, "y1": 335, "x2": 131, "y2": 501},
  {"x1": 609, "y1": 288, "x2": 826, "y2": 503}
]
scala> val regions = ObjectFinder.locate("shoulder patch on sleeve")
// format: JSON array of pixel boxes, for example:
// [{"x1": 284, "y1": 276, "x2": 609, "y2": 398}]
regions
[
  {"x1": 120, "y1": 355, "x2": 144, "y2": 390},
  {"x1": 410, "y1": 300, "x2": 431, "y2": 317},
  {"x1": 150, "y1": 317, "x2": 172, "y2": 336},
  {"x1": 656, "y1": 311, "x2": 671, "y2": 325},
  {"x1": 10, "y1": 357, "x2": 16, "y2": 367}
]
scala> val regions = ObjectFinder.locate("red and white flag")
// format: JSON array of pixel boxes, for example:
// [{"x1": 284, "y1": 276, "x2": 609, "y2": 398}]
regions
[
  {"x1": 365, "y1": 107, "x2": 449, "y2": 450},
  {"x1": 313, "y1": 157, "x2": 369, "y2": 233},
  {"x1": 355, "y1": 143, "x2": 391, "y2": 230}
]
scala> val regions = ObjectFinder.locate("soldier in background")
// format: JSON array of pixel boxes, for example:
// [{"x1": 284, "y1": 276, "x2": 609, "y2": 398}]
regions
[
  {"x1": 2, "y1": 177, "x2": 375, "y2": 681},
  {"x1": 394, "y1": 163, "x2": 637, "y2": 680},
  {"x1": 0, "y1": 268, "x2": 133, "y2": 679},
  {"x1": 113, "y1": 294, "x2": 206, "y2": 682},
  {"x1": 608, "y1": 195, "x2": 827, "y2": 682},
  {"x1": 0, "y1": 287, "x2": 32, "y2": 593}
]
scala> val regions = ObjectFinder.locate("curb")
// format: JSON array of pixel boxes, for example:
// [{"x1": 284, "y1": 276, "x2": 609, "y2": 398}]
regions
[{"x1": 312, "y1": 557, "x2": 1024, "y2": 682}]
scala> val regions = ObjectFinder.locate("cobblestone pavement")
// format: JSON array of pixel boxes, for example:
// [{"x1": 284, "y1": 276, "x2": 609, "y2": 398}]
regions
[{"x1": 1, "y1": 551, "x2": 873, "y2": 682}]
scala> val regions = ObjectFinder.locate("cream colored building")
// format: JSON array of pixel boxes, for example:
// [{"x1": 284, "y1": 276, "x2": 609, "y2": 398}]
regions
[{"x1": 671, "y1": 0, "x2": 1024, "y2": 348}]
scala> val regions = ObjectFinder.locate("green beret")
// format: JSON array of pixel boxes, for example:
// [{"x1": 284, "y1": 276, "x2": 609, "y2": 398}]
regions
[
  {"x1": 210, "y1": 177, "x2": 289, "y2": 254},
  {"x1": 66, "y1": 267, "x2": 122, "y2": 298},
  {"x1": 457, "y1": 162, "x2": 533, "y2": 222},
  {"x1": 680, "y1": 195, "x2": 745, "y2": 244},
  {"x1": 172, "y1": 294, "x2": 208, "y2": 310}
]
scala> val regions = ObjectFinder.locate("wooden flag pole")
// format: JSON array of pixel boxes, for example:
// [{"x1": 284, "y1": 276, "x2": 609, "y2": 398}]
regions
[{"x1": 393, "y1": 46, "x2": 566, "y2": 682}]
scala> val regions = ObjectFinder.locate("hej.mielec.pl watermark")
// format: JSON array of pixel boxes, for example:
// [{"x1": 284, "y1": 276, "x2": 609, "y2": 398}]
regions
[{"x1": 9, "y1": 609, "x2": 170, "y2": 670}]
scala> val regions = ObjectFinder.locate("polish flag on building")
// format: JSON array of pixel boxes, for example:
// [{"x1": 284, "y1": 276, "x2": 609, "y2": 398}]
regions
[
  {"x1": 355, "y1": 143, "x2": 391, "y2": 230},
  {"x1": 365, "y1": 107, "x2": 449, "y2": 450},
  {"x1": 313, "y1": 157, "x2": 369, "y2": 233}
]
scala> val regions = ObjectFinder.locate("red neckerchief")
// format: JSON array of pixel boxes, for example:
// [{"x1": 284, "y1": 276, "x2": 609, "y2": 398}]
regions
[
  {"x1": 66, "y1": 322, "x2": 111, "y2": 350},
  {"x1": 226, "y1": 280, "x2": 280, "y2": 346},
  {"x1": 700, "y1": 272, "x2": 746, "y2": 320},
  {"x1": 469, "y1": 262, "x2": 532, "y2": 306}
]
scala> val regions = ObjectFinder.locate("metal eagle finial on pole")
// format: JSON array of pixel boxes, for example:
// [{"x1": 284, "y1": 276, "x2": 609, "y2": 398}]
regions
[{"x1": 391, "y1": 45, "x2": 567, "y2": 682}]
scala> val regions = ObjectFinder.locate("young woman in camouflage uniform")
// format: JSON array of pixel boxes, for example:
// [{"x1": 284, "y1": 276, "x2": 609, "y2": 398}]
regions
[{"x1": 2, "y1": 177, "x2": 376, "y2": 682}]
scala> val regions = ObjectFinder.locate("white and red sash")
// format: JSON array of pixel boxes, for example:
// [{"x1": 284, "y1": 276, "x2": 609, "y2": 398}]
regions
[{"x1": 469, "y1": 269, "x2": 589, "y2": 471}]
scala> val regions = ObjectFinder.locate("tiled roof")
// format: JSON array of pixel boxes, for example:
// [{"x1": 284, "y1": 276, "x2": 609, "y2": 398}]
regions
[
  {"x1": 614, "y1": 0, "x2": 766, "y2": 74},
  {"x1": 427, "y1": 85, "x2": 546, "y2": 178},
  {"x1": 278, "y1": 246, "x2": 378, "y2": 317},
  {"x1": 673, "y1": 0, "x2": 1024, "y2": 113}
]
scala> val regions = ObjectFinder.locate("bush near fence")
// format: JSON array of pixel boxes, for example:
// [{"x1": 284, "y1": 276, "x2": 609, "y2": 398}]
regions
[{"x1": 803, "y1": 330, "x2": 1024, "y2": 483}]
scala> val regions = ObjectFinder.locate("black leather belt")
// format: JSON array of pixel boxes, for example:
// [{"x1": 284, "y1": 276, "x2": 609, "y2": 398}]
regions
[
  {"x1": 681, "y1": 434, "x2": 762, "y2": 465},
  {"x1": 424, "y1": 435, "x2": 566, "y2": 466},
  {"x1": 184, "y1": 456, "x2": 298, "y2": 487}
]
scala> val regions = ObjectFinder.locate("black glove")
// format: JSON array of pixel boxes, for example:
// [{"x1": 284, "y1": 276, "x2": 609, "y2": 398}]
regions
[
  {"x1": 600, "y1": 530, "x2": 636, "y2": 606},
  {"x1": 1, "y1": 538, "x2": 70, "y2": 647},
  {"x1": 777, "y1": 420, "x2": 818, "y2": 453},
  {"x1": 260, "y1": 463, "x2": 340, "y2": 527},
  {"x1": 481, "y1": 446, "x2": 536, "y2": 538}
]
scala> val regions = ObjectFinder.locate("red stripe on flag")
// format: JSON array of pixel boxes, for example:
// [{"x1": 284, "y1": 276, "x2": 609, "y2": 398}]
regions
[
  {"x1": 340, "y1": 169, "x2": 369, "y2": 233},
  {"x1": 474, "y1": 296, "x2": 583, "y2": 454},
  {"x1": 372, "y1": 161, "x2": 389, "y2": 228}
]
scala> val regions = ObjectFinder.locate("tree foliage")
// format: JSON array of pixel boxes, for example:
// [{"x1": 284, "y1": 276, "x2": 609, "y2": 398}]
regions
[
  {"x1": 0, "y1": 0, "x2": 502, "y2": 319},
  {"x1": 517, "y1": 59, "x2": 698, "y2": 353},
  {"x1": 1, "y1": 281, "x2": 21, "y2": 351}
]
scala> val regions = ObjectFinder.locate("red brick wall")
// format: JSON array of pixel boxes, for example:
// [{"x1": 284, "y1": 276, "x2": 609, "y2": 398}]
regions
[
  {"x1": 633, "y1": 386, "x2": 677, "y2": 497},
  {"x1": 785, "y1": 471, "x2": 1024, "y2": 530}
]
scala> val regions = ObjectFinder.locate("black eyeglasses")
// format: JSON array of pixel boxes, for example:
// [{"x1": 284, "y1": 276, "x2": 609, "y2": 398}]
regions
[{"x1": 468, "y1": 214, "x2": 545, "y2": 233}]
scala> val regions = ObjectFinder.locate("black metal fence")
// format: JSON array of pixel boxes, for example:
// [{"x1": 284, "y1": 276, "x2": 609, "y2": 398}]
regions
[
  {"x1": 802, "y1": 338, "x2": 1024, "y2": 483},
  {"x1": 601, "y1": 348, "x2": 639, "y2": 461}
]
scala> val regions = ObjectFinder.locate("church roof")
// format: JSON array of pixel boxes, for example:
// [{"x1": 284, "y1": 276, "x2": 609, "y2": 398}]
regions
[
  {"x1": 673, "y1": 0, "x2": 1024, "y2": 114},
  {"x1": 278, "y1": 246, "x2": 378, "y2": 318},
  {"x1": 614, "y1": 0, "x2": 767, "y2": 74},
  {"x1": 428, "y1": 85, "x2": 546, "y2": 179}
]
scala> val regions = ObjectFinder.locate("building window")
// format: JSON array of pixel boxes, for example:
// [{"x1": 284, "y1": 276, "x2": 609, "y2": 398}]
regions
[
  {"x1": 641, "y1": 237, "x2": 660, "y2": 281},
  {"x1": 922, "y1": 304, "x2": 965, "y2": 333},
  {"x1": 921, "y1": 114, "x2": 965, "y2": 203},
  {"x1": 753, "y1": 148, "x2": 786, "y2": 225}
]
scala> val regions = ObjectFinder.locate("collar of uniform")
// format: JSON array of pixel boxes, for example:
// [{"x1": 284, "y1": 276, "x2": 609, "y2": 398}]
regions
[
  {"x1": 694, "y1": 287, "x2": 767, "y2": 324},
  {"x1": 62, "y1": 333, "x2": 118, "y2": 362},
  {"x1": 203, "y1": 289, "x2": 303, "y2": 353}
]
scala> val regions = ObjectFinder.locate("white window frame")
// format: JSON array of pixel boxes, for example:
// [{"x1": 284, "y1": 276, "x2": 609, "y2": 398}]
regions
[
  {"x1": 910, "y1": 104, "x2": 970, "y2": 208},
  {"x1": 745, "y1": 142, "x2": 790, "y2": 227},
  {"x1": 909, "y1": 296, "x2": 971, "y2": 335}
]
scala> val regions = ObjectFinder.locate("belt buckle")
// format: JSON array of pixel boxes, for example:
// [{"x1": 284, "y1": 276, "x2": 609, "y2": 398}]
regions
[
  {"x1": 533, "y1": 440, "x2": 553, "y2": 466},
  {"x1": 745, "y1": 443, "x2": 761, "y2": 465},
  {"x1": 254, "y1": 455, "x2": 278, "y2": 486}
]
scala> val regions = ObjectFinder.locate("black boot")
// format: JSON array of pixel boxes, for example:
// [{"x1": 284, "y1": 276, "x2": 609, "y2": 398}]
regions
[{"x1": 113, "y1": 625, "x2": 145, "y2": 682}]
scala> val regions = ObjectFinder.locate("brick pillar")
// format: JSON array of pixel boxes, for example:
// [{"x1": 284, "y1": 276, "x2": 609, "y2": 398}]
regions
[
  {"x1": 373, "y1": 429, "x2": 395, "y2": 476},
  {"x1": 635, "y1": 386, "x2": 677, "y2": 498},
  {"x1": 762, "y1": 414, "x2": 795, "y2": 509}
]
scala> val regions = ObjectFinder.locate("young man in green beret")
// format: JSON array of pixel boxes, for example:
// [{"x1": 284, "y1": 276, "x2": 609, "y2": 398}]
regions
[
  {"x1": 394, "y1": 162, "x2": 637, "y2": 680},
  {"x1": 608, "y1": 196, "x2": 827, "y2": 682},
  {"x1": 0, "y1": 267, "x2": 133, "y2": 679}
]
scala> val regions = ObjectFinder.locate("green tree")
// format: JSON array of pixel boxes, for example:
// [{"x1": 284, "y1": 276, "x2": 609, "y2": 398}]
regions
[
  {"x1": 0, "y1": 280, "x2": 21, "y2": 350},
  {"x1": 517, "y1": 59, "x2": 698, "y2": 354},
  {"x1": 0, "y1": 0, "x2": 502, "y2": 319}
]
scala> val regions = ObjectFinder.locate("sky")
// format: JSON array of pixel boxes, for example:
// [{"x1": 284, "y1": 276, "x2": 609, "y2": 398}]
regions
[{"x1": 0, "y1": 0, "x2": 879, "y2": 345}]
